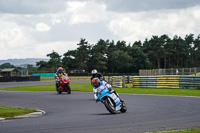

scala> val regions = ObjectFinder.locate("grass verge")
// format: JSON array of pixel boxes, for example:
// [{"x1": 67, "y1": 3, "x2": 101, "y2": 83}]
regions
[
  {"x1": 40, "y1": 76, "x2": 109, "y2": 81},
  {"x1": 1, "y1": 83, "x2": 200, "y2": 97},
  {"x1": 40, "y1": 76, "x2": 91, "y2": 81},
  {"x1": 0, "y1": 106, "x2": 37, "y2": 119},
  {"x1": 155, "y1": 128, "x2": 200, "y2": 133}
]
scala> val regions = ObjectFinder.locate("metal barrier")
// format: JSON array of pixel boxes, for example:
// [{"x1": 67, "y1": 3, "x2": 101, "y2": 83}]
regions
[
  {"x1": 133, "y1": 76, "x2": 140, "y2": 88},
  {"x1": 123, "y1": 76, "x2": 133, "y2": 84},
  {"x1": 156, "y1": 76, "x2": 179, "y2": 88},
  {"x1": 140, "y1": 76, "x2": 157, "y2": 88},
  {"x1": 179, "y1": 76, "x2": 200, "y2": 89},
  {"x1": 132, "y1": 75, "x2": 200, "y2": 89},
  {"x1": 0, "y1": 76, "x2": 40, "y2": 82},
  {"x1": 32, "y1": 73, "x2": 55, "y2": 77},
  {"x1": 139, "y1": 67, "x2": 200, "y2": 76},
  {"x1": 108, "y1": 76, "x2": 133, "y2": 88},
  {"x1": 109, "y1": 76, "x2": 123, "y2": 88}
]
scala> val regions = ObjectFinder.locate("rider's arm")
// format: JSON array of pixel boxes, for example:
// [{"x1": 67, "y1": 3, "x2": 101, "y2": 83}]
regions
[
  {"x1": 93, "y1": 87, "x2": 98, "y2": 100},
  {"x1": 98, "y1": 73, "x2": 107, "y2": 81},
  {"x1": 63, "y1": 72, "x2": 66, "y2": 76},
  {"x1": 55, "y1": 73, "x2": 59, "y2": 81},
  {"x1": 102, "y1": 81, "x2": 112, "y2": 91},
  {"x1": 98, "y1": 73, "x2": 104, "y2": 81}
]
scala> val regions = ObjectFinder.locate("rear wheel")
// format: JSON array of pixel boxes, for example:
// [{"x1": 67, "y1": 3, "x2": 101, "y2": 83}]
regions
[
  {"x1": 66, "y1": 84, "x2": 71, "y2": 94},
  {"x1": 104, "y1": 97, "x2": 117, "y2": 114}
]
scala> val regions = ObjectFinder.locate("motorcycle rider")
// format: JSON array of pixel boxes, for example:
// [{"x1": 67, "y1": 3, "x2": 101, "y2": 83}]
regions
[
  {"x1": 92, "y1": 78, "x2": 123, "y2": 102},
  {"x1": 55, "y1": 67, "x2": 67, "y2": 89},
  {"x1": 91, "y1": 69, "x2": 106, "y2": 81}
]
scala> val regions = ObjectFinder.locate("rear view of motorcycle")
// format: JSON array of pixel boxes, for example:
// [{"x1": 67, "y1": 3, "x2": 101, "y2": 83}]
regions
[{"x1": 56, "y1": 75, "x2": 71, "y2": 94}]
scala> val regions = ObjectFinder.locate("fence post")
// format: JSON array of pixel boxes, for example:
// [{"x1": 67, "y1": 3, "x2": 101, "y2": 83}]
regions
[
  {"x1": 171, "y1": 68, "x2": 173, "y2": 75},
  {"x1": 194, "y1": 67, "x2": 197, "y2": 76},
  {"x1": 182, "y1": 68, "x2": 185, "y2": 75},
  {"x1": 108, "y1": 76, "x2": 112, "y2": 85},
  {"x1": 122, "y1": 76, "x2": 125, "y2": 88}
]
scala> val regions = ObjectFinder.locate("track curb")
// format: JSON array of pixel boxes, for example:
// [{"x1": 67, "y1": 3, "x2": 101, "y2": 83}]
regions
[
  {"x1": 0, "y1": 117, "x2": 5, "y2": 121},
  {"x1": 0, "y1": 109, "x2": 46, "y2": 122}
]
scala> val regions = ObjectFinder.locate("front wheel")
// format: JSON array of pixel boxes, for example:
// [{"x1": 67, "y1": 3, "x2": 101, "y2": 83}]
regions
[
  {"x1": 66, "y1": 84, "x2": 71, "y2": 94},
  {"x1": 120, "y1": 101, "x2": 127, "y2": 113},
  {"x1": 56, "y1": 86, "x2": 62, "y2": 94},
  {"x1": 104, "y1": 97, "x2": 117, "y2": 114}
]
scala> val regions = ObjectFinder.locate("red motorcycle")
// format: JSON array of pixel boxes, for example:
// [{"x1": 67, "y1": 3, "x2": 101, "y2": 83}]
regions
[{"x1": 56, "y1": 75, "x2": 71, "y2": 94}]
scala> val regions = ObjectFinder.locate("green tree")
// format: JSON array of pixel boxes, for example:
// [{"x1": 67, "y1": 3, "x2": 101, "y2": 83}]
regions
[
  {"x1": 87, "y1": 39, "x2": 108, "y2": 73},
  {"x1": 47, "y1": 50, "x2": 62, "y2": 72},
  {"x1": 27, "y1": 64, "x2": 38, "y2": 74},
  {"x1": 194, "y1": 34, "x2": 200, "y2": 66},
  {"x1": 62, "y1": 50, "x2": 77, "y2": 72},
  {"x1": 161, "y1": 35, "x2": 175, "y2": 68},
  {"x1": 129, "y1": 45, "x2": 151, "y2": 73},
  {"x1": 36, "y1": 61, "x2": 49, "y2": 72},
  {"x1": 185, "y1": 34, "x2": 195, "y2": 67},
  {"x1": 75, "y1": 39, "x2": 91, "y2": 70},
  {"x1": 172, "y1": 35, "x2": 187, "y2": 68},
  {"x1": 110, "y1": 50, "x2": 131, "y2": 73},
  {"x1": 0, "y1": 63, "x2": 15, "y2": 69}
]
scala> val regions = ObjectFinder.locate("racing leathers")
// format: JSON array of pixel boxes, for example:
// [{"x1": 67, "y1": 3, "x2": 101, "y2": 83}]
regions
[
  {"x1": 55, "y1": 72, "x2": 66, "y2": 88},
  {"x1": 93, "y1": 81, "x2": 119, "y2": 101},
  {"x1": 91, "y1": 72, "x2": 106, "y2": 82}
]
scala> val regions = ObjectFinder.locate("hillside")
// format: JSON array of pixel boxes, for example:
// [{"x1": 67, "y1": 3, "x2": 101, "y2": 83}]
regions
[{"x1": 0, "y1": 58, "x2": 49, "y2": 66}]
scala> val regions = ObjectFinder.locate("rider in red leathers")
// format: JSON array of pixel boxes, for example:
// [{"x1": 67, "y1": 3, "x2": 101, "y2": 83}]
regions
[{"x1": 55, "y1": 67, "x2": 67, "y2": 89}]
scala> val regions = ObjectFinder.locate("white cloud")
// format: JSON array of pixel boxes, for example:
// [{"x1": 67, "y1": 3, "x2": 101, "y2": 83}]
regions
[
  {"x1": 67, "y1": 1, "x2": 107, "y2": 24},
  {"x1": 0, "y1": 0, "x2": 67, "y2": 14},
  {"x1": 35, "y1": 41, "x2": 78, "y2": 58},
  {"x1": 108, "y1": 6, "x2": 200, "y2": 42},
  {"x1": 0, "y1": 28, "x2": 78, "y2": 59},
  {"x1": 1, "y1": 0, "x2": 200, "y2": 60},
  {"x1": 0, "y1": 27, "x2": 36, "y2": 59},
  {"x1": 35, "y1": 23, "x2": 51, "y2": 32},
  {"x1": 51, "y1": 18, "x2": 62, "y2": 25}
]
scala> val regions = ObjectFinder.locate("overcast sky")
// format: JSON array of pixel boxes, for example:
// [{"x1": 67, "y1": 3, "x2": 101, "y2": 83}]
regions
[{"x1": 0, "y1": 0, "x2": 200, "y2": 59}]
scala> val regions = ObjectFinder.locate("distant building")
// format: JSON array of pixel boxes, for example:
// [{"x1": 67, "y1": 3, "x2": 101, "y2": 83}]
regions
[{"x1": 0, "y1": 68, "x2": 20, "y2": 77}]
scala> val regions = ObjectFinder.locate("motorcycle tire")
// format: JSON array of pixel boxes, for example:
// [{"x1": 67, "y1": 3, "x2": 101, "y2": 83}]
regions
[
  {"x1": 104, "y1": 97, "x2": 117, "y2": 114},
  {"x1": 56, "y1": 86, "x2": 62, "y2": 94},
  {"x1": 66, "y1": 84, "x2": 71, "y2": 94},
  {"x1": 120, "y1": 101, "x2": 127, "y2": 113}
]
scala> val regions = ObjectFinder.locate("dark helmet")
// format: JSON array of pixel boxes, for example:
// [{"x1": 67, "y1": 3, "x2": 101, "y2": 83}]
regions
[{"x1": 92, "y1": 78, "x2": 100, "y2": 88}]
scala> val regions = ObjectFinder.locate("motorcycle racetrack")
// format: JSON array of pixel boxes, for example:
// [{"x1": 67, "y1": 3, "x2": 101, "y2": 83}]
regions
[{"x1": 0, "y1": 81, "x2": 200, "y2": 133}]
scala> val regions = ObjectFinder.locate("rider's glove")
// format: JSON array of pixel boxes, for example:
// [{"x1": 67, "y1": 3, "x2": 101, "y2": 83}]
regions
[
  {"x1": 96, "y1": 92, "x2": 101, "y2": 95},
  {"x1": 100, "y1": 77, "x2": 104, "y2": 81},
  {"x1": 108, "y1": 87, "x2": 112, "y2": 93}
]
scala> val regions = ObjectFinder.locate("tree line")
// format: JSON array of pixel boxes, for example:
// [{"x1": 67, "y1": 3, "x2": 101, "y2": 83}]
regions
[{"x1": 36, "y1": 34, "x2": 200, "y2": 73}]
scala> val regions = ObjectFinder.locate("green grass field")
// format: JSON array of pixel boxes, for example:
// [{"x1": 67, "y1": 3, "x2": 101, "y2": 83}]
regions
[
  {"x1": 40, "y1": 76, "x2": 109, "y2": 81},
  {"x1": 156, "y1": 128, "x2": 200, "y2": 133},
  {"x1": 0, "y1": 106, "x2": 37, "y2": 119},
  {"x1": 40, "y1": 76, "x2": 91, "y2": 81},
  {"x1": 1, "y1": 83, "x2": 200, "y2": 97}
]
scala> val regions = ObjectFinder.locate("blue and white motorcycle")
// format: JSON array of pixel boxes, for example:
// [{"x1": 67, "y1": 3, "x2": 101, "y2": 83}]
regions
[{"x1": 94, "y1": 86, "x2": 127, "y2": 114}]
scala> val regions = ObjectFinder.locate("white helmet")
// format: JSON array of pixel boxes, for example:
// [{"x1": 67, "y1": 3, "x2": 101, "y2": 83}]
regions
[{"x1": 91, "y1": 69, "x2": 97, "y2": 74}]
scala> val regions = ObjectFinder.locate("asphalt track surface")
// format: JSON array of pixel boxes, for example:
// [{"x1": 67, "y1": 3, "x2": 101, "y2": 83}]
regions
[
  {"x1": 1, "y1": 83, "x2": 200, "y2": 133},
  {"x1": 0, "y1": 81, "x2": 90, "y2": 88}
]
